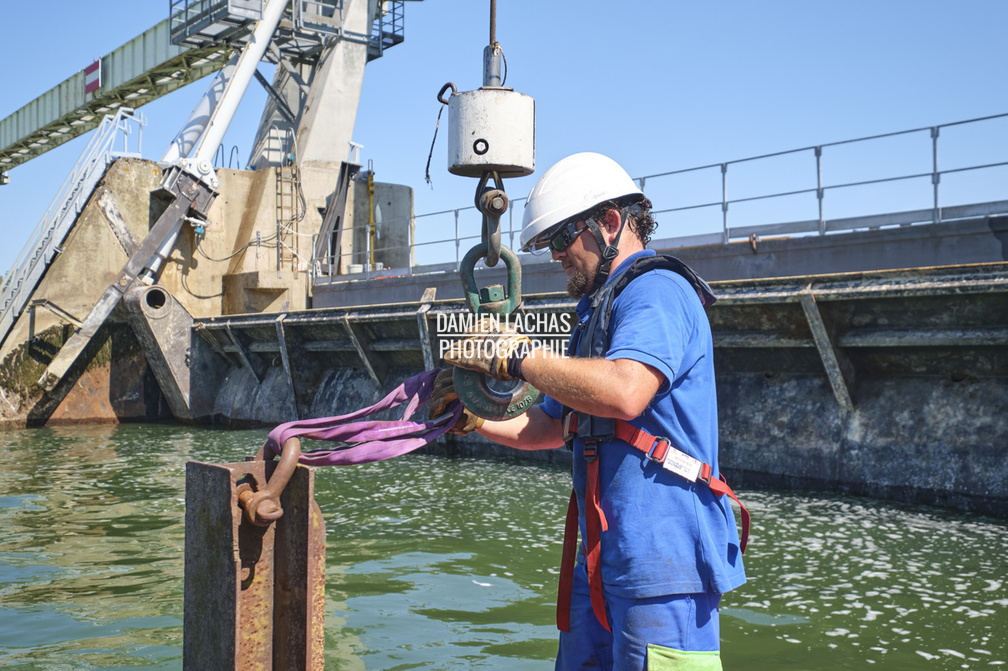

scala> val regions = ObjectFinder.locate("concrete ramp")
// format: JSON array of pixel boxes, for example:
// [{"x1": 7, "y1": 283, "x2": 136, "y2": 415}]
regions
[{"x1": 0, "y1": 158, "x2": 170, "y2": 426}]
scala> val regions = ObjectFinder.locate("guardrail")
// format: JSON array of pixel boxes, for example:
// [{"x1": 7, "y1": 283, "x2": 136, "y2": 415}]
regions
[
  {"x1": 0, "y1": 108, "x2": 144, "y2": 347},
  {"x1": 314, "y1": 112, "x2": 1008, "y2": 284}
]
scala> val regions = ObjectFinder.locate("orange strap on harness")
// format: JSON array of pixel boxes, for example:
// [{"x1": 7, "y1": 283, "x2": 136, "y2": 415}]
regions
[{"x1": 556, "y1": 413, "x2": 750, "y2": 632}]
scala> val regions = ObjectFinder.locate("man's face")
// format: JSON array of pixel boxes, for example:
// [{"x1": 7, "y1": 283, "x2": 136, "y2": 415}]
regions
[{"x1": 551, "y1": 221, "x2": 600, "y2": 299}]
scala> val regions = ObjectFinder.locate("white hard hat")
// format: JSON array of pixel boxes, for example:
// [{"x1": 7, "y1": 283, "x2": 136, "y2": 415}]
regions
[{"x1": 520, "y1": 152, "x2": 643, "y2": 252}]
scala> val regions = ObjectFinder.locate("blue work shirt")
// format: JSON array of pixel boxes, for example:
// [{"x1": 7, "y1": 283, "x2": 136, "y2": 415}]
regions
[{"x1": 541, "y1": 250, "x2": 746, "y2": 598}]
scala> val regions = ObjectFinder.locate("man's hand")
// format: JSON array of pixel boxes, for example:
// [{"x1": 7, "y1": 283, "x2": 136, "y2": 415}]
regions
[
  {"x1": 429, "y1": 368, "x2": 485, "y2": 435},
  {"x1": 443, "y1": 318, "x2": 532, "y2": 380}
]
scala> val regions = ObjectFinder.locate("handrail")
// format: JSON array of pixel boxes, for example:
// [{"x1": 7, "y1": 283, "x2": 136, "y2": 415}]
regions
[{"x1": 311, "y1": 112, "x2": 1008, "y2": 283}]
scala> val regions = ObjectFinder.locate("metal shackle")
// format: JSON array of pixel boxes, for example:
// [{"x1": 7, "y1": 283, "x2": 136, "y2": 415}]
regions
[
  {"x1": 237, "y1": 437, "x2": 302, "y2": 527},
  {"x1": 459, "y1": 243, "x2": 523, "y2": 315}
]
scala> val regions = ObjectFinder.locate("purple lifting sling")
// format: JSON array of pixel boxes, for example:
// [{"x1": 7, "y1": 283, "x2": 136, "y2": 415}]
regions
[{"x1": 265, "y1": 369, "x2": 461, "y2": 466}]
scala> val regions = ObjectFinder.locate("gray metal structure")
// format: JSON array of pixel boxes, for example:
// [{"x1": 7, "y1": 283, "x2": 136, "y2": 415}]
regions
[
  {"x1": 170, "y1": 0, "x2": 405, "y2": 62},
  {"x1": 196, "y1": 259, "x2": 1008, "y2": 515},
  {"x1": 0, "y1": 0, "x2": 409, "y2": 182},
  {"x1": 0, "y1": 0, "x2": 414, "y2": 393},
  {"x1": 0, "y1": 21, "x2": 229, "y2": 180},
  {"x1": 37, "y1": 0, "x2": 294, "y2": 393}
]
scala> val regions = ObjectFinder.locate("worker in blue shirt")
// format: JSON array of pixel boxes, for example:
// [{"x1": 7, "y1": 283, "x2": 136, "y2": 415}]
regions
[{"x1": 435, "y1": 152, "x2": 747, "y2": 671}]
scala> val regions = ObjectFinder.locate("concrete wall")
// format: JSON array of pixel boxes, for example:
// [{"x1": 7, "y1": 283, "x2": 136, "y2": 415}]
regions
[
  {"x1": 194, "y1": 262, "x2": 1008, "y2": 517},
  {"x1": 0, "y1": 159, "x2": 166, "y2": 426},
  {"x1": 158, "y1": 165, "x2": 313, "y2": 317},
  {"x1": 0, "y1": 159, "x2": 162, "y2": 362},
  {"x1": 0, "y1": 156, "x2": 350, "y2": 426},
  {"x1": 717, "y1": 371, "x2": 1007, "y2": 516}
]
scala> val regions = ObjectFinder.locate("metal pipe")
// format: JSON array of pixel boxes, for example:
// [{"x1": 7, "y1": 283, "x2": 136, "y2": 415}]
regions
[
  {"x1": 142, "y1": 228, "x2": 182, "y2": 283},
  {"x1": 454, "y1": 210, "x2": 461, "y2": 271},
  {"x1": 408, "y1": 214, "x2": 415, "y2": 275},
  {"x1": 816, "y1": 146, "x2": 825, "y2": 235},
  {"x1": 721, "y1": 163, "x2": 729, "y2": 245},
  {"x1": 483, "y1": 45, "x2": 503, "y2": 87},
  {"x1": 160, "y1": 57, "x2": 239, "y2": 164},
  {"x1": 931, "y1": 126, "x2": 941, "y2": 224},
  {"x1": 191, "y1": 0, "x2": 289, "y2": 167},
  {"x1": 489, "y1": 0, "x2": 497, "y2": 45}
]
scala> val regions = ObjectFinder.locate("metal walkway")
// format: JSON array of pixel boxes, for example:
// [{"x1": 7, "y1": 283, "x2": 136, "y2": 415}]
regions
[
  {"x1": 0, "y1": 1, "x2": 412, "y2": 181},
  {"x1": 0, "y1": 19, "x2": 229, "y2": 179}
]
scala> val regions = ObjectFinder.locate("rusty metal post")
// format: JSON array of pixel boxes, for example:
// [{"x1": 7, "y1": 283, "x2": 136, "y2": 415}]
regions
[{"x1": 184, "y1": 439, "x2": 325, "y2": 670}]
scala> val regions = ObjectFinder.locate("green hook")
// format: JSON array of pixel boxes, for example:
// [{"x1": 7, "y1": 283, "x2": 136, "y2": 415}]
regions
[
  {"x1": 453, "y1": 243, "x2": 540, "y2": 419},
  {"x1": 460, "y1": 244, "x2": 523, "y2": 315}
]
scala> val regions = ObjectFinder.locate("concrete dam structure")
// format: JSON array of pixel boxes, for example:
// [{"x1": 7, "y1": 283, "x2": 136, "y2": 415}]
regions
[
  {"x1": 0, "y1": 3, "x2": 1004, "y2": 518},
  {"x1": 209, "y1": 253, "x2": 1008, "y2": 518},
  {"x1": 0, "y1": 152, "x2": 1004, "y2": 516}
]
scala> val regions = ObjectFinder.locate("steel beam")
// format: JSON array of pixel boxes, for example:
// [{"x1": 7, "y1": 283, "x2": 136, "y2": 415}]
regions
[
  {"x1": 225, "y1": 323, "x2": 263, "y2": 384},
  {"x1": 799, "y1": 288, "x2": 854, "y2": 413},
  {"x1": 342, "y1": 315, "x2": 381, "y2": 385},
  {"x1": 97, "y1": 188, "x2": 140, "y2": 256},
  {"x1": 275, "y1": 314, "x2": 299, "y2": 416},
  {"x1": 38, "y1": 168, "x2": 216, "y2": 392},
  {"x1": 184, "y1": 456, "x2": 325, "y2": 669},
  {"x1": 416, "y1": 287, "x2": 437, "y2": 370}
]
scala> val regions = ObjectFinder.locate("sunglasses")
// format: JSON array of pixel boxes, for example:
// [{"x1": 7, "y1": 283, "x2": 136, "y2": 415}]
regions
[{"x1": 529, "y1": 218, "x2": 590, "y2": 255}]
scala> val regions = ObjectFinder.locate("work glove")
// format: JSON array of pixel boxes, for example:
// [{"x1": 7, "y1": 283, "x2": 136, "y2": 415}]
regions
[
  {"x1": 429, "y1": 368, "x2": 485, "y2": 435},
  {"x1": 442, "y1": 317, "x2": 533, "y2": 381}
]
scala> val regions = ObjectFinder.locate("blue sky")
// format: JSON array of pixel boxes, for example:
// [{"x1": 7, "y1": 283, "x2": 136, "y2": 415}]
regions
[{"x1": 1, "y1": 0, "x2": 1006, "y2": 273}]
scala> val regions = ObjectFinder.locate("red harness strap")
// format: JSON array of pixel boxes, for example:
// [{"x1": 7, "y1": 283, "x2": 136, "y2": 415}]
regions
[
  {"x1": 556, "y1": 413, "x2": 750, "y2": 632},
  {"x1": 556, "y1": 491, "x2": 577, "y2": 632},
  {"x1": 612, "y1": 420, "x2": 750, "y2": 554}
]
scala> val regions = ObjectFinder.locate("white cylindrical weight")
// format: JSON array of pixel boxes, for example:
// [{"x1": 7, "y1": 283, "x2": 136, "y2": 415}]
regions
[{"x1": 447, "y1": 88, "x2": 535, "y2": 178}]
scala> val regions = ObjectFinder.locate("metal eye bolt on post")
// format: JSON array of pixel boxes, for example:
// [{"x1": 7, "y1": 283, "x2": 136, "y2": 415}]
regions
[
  {"x1": 440, "y1": 0, "x2": 540, "y2": 420},
  {"x1": 175, "y1": 1, "x2": 327, "y2": 668}
]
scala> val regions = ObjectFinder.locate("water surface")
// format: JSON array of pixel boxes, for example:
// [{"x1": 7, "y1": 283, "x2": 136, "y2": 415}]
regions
[{"x1": 0, "y1": 424, "x2": 1005, "y2": 669}]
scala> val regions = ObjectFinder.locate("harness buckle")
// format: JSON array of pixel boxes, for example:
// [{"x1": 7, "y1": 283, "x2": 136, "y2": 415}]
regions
[
  {"x1": 583, "y1": 441, "x2": 599, "y2": 463},
  {"x1": 647, "y1": 436, "x2": 671, "y2": 464},
  {"x1": 562, "y1": 412, "x2": 578, "y2": 444},
  {"x1": 697, "y1": 462, "x2": 713, "y2": 485}
]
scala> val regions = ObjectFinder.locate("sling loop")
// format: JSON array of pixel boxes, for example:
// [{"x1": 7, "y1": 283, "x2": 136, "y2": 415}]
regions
[{"x1": 265, "y1": 368, "x2": 462, "y2": 466}]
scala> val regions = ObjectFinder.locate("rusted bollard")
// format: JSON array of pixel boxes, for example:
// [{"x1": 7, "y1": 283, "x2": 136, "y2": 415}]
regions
[{"x1": 183, "y1": 438, "x2": 325, "y2": 670}]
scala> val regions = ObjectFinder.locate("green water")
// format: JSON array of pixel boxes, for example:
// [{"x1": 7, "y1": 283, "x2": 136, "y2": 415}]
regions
[{"x1": 0, "y1": 424, "x2": 1005, "y2": 670}]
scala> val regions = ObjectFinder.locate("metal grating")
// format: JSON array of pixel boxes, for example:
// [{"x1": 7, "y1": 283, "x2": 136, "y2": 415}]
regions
[{"x1": 169, "y1": 0, "x2": 265, "y2": 47}]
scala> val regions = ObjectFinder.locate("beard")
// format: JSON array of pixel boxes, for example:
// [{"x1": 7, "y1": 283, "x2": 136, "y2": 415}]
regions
[{"x1": 566, "y1": 264, "x2": 596, "y2": 299}]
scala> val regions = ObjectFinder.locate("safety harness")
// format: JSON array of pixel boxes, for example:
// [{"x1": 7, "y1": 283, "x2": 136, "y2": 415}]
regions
[{"x1": 555, "y1": 254, "x2": 750, "y2": 633}]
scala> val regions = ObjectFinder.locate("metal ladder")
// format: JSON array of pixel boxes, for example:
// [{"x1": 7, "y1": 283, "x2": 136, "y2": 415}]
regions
[
  {"x1": 0, "y1": 108, "x2": 144, "y2": 350},
  {"x1": 276, "y1": 161, "x2": 302, "y2": 271},
  {"x1": 270, "y1": 124, "x2": 303, "y2": 272}
]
